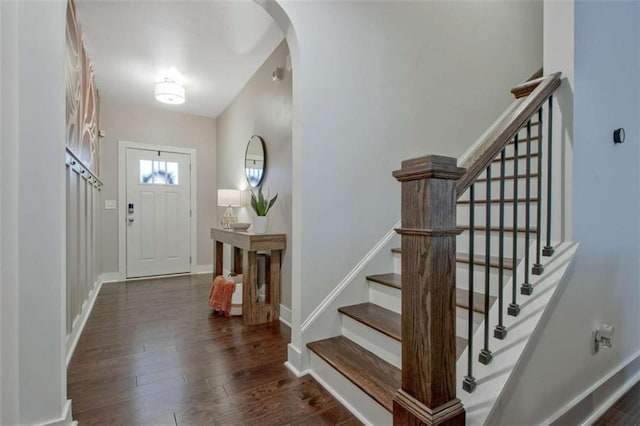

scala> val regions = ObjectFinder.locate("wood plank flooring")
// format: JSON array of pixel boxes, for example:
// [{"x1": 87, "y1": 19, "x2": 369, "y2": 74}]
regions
[
  {"x1": 67, "y1": 273, "x2": 360, "y2": 425},
  {"x1": 595, "y1": 381, "x2": 640, "y2": 426}
]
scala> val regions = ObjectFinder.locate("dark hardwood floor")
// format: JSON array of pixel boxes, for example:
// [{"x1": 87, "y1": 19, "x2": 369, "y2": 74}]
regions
[
  {"x1": 67, "y1": 273, "x2": 360, "y2": 425},
  {"x1": 595, "y1": 381, "x2": 640, "y2": 426}
]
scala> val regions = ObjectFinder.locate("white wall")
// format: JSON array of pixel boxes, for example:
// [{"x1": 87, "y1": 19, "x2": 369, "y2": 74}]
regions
[
  {"x1": 98, "y1": 99, "x2": 217, "y2": 274},
  {"x1": 498, "y1": 1, "x2": 640, "y2": 423},
  {"x1": 216, "y1": 40, "x2": 292, "y2": 308},
  {"x1": 271, "y1": 0, "x2": 543, "y2": 361},
  {"x1": 0, "y1": 1, "x2": 70, "y2": 424}
]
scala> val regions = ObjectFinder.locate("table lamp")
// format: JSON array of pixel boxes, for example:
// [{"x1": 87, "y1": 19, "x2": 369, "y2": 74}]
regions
[{"x1": 218, "y1": 189, "x2": 242, "y2": 229}]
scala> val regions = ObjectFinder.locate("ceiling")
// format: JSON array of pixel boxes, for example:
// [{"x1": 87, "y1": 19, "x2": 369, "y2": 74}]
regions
[{"x1": 75, "y1": 0, "x2": 284, "y2": 118}]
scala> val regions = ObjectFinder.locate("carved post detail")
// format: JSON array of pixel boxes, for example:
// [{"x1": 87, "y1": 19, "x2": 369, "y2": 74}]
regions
[{"x1": 392, "y1": 155, "x2": 466, "y2": 426}]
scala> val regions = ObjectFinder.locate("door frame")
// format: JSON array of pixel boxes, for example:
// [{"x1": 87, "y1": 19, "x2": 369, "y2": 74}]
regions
[{"x1": 118, "y1": 140, "x2": 198, "y2": 281}]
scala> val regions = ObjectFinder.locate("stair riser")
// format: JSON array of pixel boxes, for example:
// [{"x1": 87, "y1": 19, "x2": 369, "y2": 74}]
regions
[
  {"x1": 392, "y1": 262, "x2": 514, "y2": 296},
  {"x1": 455, "y1": 263, "x2": 513, "y2": 297},
  {"x1": 457, "y1": 203, "x2": 541, "y2": 229},
  {"x1": 368, "y1": 281, "x2": 400, "y2": 314},
  {"x1": 456, "y1": 232, "x2": 533, "y2": 259},
  {"x1": 308, "y1": 352, "x2": 393, "y2": 424},
  {"x1": 480, "y1": 156, "x2": 541, "y2": 178},
  {"x1": 456, "y1": 306, "x2": 482, "y2": 339},
  {"x1": 458, "y1": 177, "x2": 540, "y2": 202},
  {"x1": 341, "y1": 315, "x2": 401, "y2": 369},
  {"x1": 368, "y1": 278, "x2": 486, "y2": 337}
]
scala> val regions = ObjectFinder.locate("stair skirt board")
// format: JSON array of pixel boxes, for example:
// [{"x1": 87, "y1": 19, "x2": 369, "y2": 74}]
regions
[
  {"x1": 458, "y1": 242, "x2": 577, "y2": 425},
  {"x1": 308, "y1": 351, "x2": 393, "y2": 426}
]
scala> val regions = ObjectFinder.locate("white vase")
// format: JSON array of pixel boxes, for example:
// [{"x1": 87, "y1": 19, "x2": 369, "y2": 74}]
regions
[{"x1": 253, "y1": 216, "x2": 268, "y2": 234}]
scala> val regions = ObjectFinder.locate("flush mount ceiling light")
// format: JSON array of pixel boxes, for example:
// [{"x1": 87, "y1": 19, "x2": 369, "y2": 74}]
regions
[{"x1": 155, "y1": 78, "x2": 185, "y2": 105}]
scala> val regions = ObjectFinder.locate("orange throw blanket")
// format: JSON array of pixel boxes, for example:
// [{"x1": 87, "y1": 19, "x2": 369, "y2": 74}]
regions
[{"x1": 209, "y1": 275, "x2": 236, "y2": 317}]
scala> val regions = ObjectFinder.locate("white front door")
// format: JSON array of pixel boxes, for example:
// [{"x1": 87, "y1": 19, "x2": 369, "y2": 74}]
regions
[{"x1": 126, "y1": 148, "x2": 191, "y2": 278}]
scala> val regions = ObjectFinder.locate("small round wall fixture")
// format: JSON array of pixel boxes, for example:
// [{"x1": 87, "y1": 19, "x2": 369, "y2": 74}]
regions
[
  {"x1": 613, "y1": 128, "x2": 625, "y2": 144},
  {"x1": 155, "y1": 79, "x2": 185, "y2": 105}
]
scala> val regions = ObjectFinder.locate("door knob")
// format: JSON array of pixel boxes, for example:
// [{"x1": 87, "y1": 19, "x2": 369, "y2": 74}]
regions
[{"x1": 128, "y1": 217, "x2": 134, "y2": 223}]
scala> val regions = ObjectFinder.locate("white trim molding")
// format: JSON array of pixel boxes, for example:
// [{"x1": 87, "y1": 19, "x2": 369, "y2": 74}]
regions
[
  {"x1": 279, "y1": 304, "x2": 292, "y2": 328},
  {"x1": 195, "y1": 264, "x2": 213, "y2": 275},
  {"x1": 546, "y1": 350, "x2": 640, "y2": 425},
  {"x1": 34, "y1": 400, "x2": 73, "y2": 426},
  {"x1": 117, "y1": 141, "x2": 198, "y2": 281},
  {"x1": 66, "y1": 278, "x2": 103, "y2": 367},
  {"x1": 100, "y1": 272, "x2": 120, "y2": 284}
]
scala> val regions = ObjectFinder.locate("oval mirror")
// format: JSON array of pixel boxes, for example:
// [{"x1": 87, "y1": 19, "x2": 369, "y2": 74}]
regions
[{"x1": 245, "y1": 135, "x2": 266, "y2": 188}]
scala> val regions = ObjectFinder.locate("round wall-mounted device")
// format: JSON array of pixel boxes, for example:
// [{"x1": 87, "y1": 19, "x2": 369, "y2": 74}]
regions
[{"x1": 613, "y1": 128, "x2": 625, "y2": 144}]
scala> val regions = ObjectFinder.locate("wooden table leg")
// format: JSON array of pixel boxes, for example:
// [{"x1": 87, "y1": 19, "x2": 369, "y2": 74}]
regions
[
  {"x1": 214, "y1": 241, "x2": 223, "y2": 276},
  {"x1": 243, "y1": 249, "x2": 258, "y2": 325},
  {"x1": 270, "y1": 250, "x2": 281, "y2": 320},
  {"x1": 232, "y1": 246, "x2": 243, "y2": 275}
]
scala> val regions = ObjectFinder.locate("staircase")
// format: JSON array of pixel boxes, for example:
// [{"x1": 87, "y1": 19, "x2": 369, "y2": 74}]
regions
[{"x1": 305, "y1": 72, "x2": 573, "y2": 425}]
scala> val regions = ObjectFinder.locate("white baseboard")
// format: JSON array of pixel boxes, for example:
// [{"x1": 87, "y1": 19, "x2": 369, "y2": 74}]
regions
[
  {"x1": 196, "y1": 264, "x2": 213, "y2": 274},
  {"x1": 35, "y1": 399, "x2": 73, "y2": 426},
  {"x1": 286, "y1": 343, "x2": 304, "y2": 375},
  {"x1": 65, "y1": 278, "x2": 103, "y2": 367},
  {"x1": 546, "y1": 349, "x2": 640, "y2": 425},
  {"x1": 279, "y1": 304, "x2": 292, "y2": 328},
  {"x1": 100, "y1": 271, "x2": 120, "y2": 283}
]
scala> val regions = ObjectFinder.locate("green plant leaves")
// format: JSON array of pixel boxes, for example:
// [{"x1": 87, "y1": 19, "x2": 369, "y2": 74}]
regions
[{"x1": 250, "y1": 186, "x2": 278, "y2": 216}]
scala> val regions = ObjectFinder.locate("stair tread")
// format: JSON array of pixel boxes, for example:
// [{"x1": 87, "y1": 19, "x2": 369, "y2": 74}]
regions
[
  {"x1": 390, "y1": 249, "x2": 518, "y2": 268},
  {"x1": 339, "y1": 302, "x2": 471, "y2": 353},
  {"x1": 366, "y1": 274, "x2": 497, "y2": 314},
  {"x1": 458, "y1": 197, "x2": 538, "y2": 204},
  {"x1": 308, "y1": 334, "x2": 469, "y2": 413},
  {"x1": 456, "y1": 288, "x2": 498, "y2": 314},
  {"x1": 507, "y1": 135, "x2": 539, "y2": 144},
  {"x1": 367, "y1": 273, "x2": 401, "y2": 289},
  {"x1": 339, "y1": 303, "x2": 401, "y2": 341},
  {"x1": 307, "y1": 336, "x2": 400, "y2": 412},
  {"x1": 457, "y1": 225, "x2": 537, "y2": 233},
  {"x1": 492, "y1": 152, "x2": 539, "y2": 163},
  {"x1": 476, "y1": 173, "x2": 539, "y2": 183},
  {"x1": 456, "y1": 253, "x2": 515, "y2": 270}
]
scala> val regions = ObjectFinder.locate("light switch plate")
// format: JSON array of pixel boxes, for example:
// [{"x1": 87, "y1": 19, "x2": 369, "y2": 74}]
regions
[{"x1": 105, "y1": 200, "x2": 117, "y2": 210}]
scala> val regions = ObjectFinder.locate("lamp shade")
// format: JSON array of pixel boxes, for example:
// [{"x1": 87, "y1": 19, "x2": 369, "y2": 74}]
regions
[
  {"x1": 155, "y1": 79, "x2": 185, "y2": 105},
  {"x1": 218, "y1": 189, "x2": 242, "y2": 207}
]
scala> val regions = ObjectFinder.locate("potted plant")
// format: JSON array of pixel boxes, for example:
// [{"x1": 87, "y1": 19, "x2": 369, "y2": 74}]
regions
[{"x1": 250, "y1": 186, "x2": 278, "y2": 233}]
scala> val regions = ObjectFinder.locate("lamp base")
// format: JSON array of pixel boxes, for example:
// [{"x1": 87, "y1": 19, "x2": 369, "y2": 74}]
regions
[{"x1": 221, "y1": 206, "x2": 238, "y2": 229}]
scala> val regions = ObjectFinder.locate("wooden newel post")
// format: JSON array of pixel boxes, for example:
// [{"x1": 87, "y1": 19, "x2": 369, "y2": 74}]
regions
[{"x1": 392, "y1": 155, "x2": 466, "y2": 426}]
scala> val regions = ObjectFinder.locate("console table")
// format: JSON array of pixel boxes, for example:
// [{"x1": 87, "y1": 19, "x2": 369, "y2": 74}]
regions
[{"x1": 211, "y1": 228, "x2": 286, "y2": 325}]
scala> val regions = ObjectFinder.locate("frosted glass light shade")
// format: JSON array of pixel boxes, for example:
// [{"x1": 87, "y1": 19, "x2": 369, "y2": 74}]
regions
[
  {"x1": 155, "y1": 80, "x2": 185, "y2": 105},
  {"x1": 218, "y1": 189, "x2": 242, "y2": 207}
]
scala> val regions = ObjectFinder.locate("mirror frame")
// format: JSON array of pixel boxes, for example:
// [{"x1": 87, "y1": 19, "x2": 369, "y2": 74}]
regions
[{"x1": 245, "y1": 135, "x2": 266, "y2": 188}]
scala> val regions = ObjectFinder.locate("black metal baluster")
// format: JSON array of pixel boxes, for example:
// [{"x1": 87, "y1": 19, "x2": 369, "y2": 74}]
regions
[
  {"x1": 543, "y1": 96, "x2": 555, "y2": 257},
  {"x1": 479, "y1": 166, "x2": 493, "y2": 364},
  {"x1": 463, "y1": 184, "x2": 477, "y2": 392},
  {"x1": 508, "y1": 134, "x2": 521, "y2": 316},
  {"x1": 494, "y1": 150, "x2": 507, "y2": 339},
  {"x1": 521, "y1": 120, "x2": 534, "y2": 296},
  {"x1": 532, "y1": 108, "x2": 544, "y2": 275}
]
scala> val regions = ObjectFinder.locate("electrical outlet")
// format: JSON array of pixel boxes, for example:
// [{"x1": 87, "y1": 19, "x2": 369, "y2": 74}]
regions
[{"x1": 593, "y1": 324, "x2": 615, "y2": 354}]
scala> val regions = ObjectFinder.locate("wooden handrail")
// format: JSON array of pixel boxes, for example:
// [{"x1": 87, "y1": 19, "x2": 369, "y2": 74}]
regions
[{"x1": 456, "y1": 72, "x2": 561, "y2": 197}]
